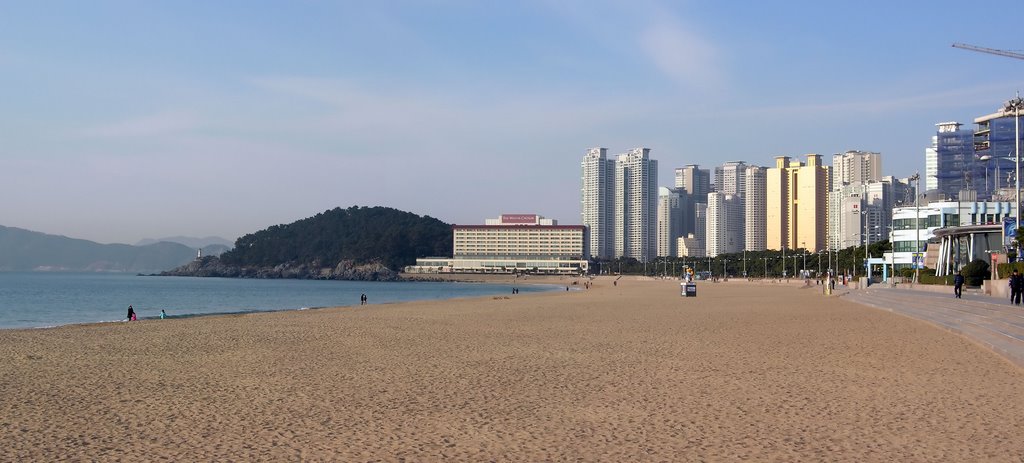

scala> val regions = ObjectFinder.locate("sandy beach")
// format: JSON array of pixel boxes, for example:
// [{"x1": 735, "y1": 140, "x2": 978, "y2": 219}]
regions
[{"x1": 2, "y1": 277, "x2": 1023, "y2": 461}]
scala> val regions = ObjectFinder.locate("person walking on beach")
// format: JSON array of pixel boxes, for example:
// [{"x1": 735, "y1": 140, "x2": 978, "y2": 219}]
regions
[
  {"x1": 160, "y1": 309, "x2": 167, "y2": 319},
  {"x1": 953, "y1": 272, "x2": 965, "y2": 299},
  {"x1": 126, "y1": 305, "x2": 135, "y2": 321},
  {"x1": 1010, "y1": 270, "x2": 1024, "y2": 305}
]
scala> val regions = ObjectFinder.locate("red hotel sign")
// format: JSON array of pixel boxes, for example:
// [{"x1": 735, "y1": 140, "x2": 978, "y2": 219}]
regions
[{"x1": 501, "y1": 214, "x2": 538, "y2": 224}]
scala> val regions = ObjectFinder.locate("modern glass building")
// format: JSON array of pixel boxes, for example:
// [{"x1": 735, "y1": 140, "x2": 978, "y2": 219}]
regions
[
  {"x1": 926, "y1": 122, "x2": 979, "y2": 200},
  {"x1": 974, "y1": 112, "x2": 1022, "y2": 200}
]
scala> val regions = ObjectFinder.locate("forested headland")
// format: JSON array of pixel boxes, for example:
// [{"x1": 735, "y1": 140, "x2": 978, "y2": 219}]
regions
[{"x1": 162, "y1": 206, "x2": 453, "y2": 281}]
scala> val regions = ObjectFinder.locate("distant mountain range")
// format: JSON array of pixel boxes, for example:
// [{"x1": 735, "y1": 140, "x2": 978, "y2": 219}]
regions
[
  {"x1": 0, "y1": 226, "x2": 230, "y2": 273},
  {"x1": 135, "y1": 236, "x2": 234, "y2": 248}
]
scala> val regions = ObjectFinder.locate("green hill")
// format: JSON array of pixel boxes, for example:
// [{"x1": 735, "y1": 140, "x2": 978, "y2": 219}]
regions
[
  {"x1": 162, "y1": 206, "x2": 453, "y2": 280},
  {"x1": 221, "y1": 206, "x2": 452, "y2": 269}
]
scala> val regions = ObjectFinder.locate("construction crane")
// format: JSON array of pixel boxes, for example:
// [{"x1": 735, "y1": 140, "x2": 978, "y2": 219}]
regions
[{"x1": 952, "y1": 43, "x2": 1024, "y2": 60}]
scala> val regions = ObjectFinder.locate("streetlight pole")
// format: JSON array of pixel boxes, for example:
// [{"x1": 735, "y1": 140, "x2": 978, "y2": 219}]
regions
[
  {"x1": 801, "y1": 241, "x2": 807, "y2": 277},
  {"x1": 910, "y1": 172, "x2": 920, "y2": 284},
  {"x1": 1005, "y1": 95, "x2": 1024, "y2": 250},
  {"x1": 782, "y1": 245, "x2": 787, "y2": 278},
  {"x1": 863, "y1": 210, "x2": 869, "y2": 278},
  {"x1": 823, "y1": 243, "x2": 831, "y2": 276}
]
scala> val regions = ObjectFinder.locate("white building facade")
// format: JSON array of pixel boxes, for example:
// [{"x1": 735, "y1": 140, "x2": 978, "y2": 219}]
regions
[
  {"x1": 581, "y1": 147, "x2": 659, "y2": 263},
  {"x1": 832, "y1": 150, "x2": 882, "y2": 191},
  {"x1": 714, "y1": 161, "x2": 748, "y2": 196},
  {"x1": 706, "y1": 192, "x2": 743, "y2": 257},
  {"x1": 406, "y1": 214, "x2": 588, "y2": 275},
  {"x1": 890, "y1": 200, "x2": 1014, "y2": 272},
  {"x1": 657, "y1": 187, "x2": 684, "y2": 257},
  {"x1": 694, "y1": 201, "x2": 708, "y2": 256},
  {"x1": 744, "y1": 165, "x2": 767, "y2": 251},
  {"x1": 614, "y1": 148, "x2": 658, "y2": 262},
  {"x1": 580, "y1": 147, "x2": 614, "y2": 259}
]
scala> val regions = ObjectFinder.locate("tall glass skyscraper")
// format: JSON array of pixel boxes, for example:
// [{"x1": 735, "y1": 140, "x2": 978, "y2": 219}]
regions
[
  {"x1": 926, "y1": 122, "x2": 975, "y2": 200},
  {"x1": 974, "y1": 112, "x2": 1022, "y2": 199},
  {"x1": 927, "y1": 119, "x2": 1016, "y2": 201}
]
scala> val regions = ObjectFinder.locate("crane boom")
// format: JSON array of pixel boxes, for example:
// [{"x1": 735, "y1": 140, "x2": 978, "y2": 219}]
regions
[{"x1": 952, "y1": 43, "x2": 1024, "y2": 61}]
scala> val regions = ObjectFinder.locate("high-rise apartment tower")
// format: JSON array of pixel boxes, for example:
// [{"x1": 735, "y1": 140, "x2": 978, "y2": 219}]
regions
[
  {"x1": 766, "y1": 155, "x2": 831, "y2": 252},
  {"x1": 581, "y1": 147, "x2": 658, "y2": 263},
  {"x1": 744, "y1": 165, "x2": 767, "y2": 251},
  {"x1": 614, "y1": 148, "x2": 658, "y2": 262},
  {"x1": 580, "y1": 148, "x2": 614, "y2": 259}
]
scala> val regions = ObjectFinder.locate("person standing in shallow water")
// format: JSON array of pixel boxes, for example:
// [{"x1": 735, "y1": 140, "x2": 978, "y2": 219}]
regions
[
  {"x1": 360, "y1": 293, "x2": 367, "y2": 305},
  {"x1": 126, "y1": 305, "x2": 135, "y2": 321}
]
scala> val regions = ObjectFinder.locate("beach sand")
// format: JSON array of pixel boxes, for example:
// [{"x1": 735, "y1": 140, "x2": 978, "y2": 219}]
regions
[{"x1": 2, "y1": 277, "x2": 1023, "y2": 461}]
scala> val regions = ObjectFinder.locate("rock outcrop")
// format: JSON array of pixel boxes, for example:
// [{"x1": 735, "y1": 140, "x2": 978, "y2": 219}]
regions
[{"x1": 160, "y1": 256, "x2": 399, "y2": 281}]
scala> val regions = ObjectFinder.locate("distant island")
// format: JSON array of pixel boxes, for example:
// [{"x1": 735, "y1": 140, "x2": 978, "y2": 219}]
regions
[
  {"x1": 161, "y1": 206, "x2": 453, "y2": 281},
  {"x1": 0, "y1": 225, "x2": 223, "y2": 273}
]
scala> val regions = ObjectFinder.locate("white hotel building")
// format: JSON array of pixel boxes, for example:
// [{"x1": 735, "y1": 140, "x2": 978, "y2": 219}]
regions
[{"x1": 405, "y1": 214, "x2": 588, "y2": 275}]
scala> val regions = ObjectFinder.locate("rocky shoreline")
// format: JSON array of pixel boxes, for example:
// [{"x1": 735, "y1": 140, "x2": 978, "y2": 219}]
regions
[{"x1": 159, "y1": 256, "x2": 399, "y2": 281}]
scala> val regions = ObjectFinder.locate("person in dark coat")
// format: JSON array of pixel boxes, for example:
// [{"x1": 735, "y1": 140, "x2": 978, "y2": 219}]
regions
[
  {"x1": 1010, "y1": 270, "x2": 1024, "y2": 305},
  {"x1": 953, "y1": 272, "x2": 965, "y2": 299},
  {"x1": 127, "y1": 305, "x2": 135, "y2": 321}
]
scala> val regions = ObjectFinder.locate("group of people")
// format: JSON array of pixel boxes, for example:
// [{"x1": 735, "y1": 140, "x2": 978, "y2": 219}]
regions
[
  {"x1": 360, "y1": 293, "x2": 368, "y2": 305},
  {"x1": 950, "y1": 269, "x2": 1024, "y2": 305},
  {"x1": 125, "y1": 305, "x2": 167, "y2": 321}
]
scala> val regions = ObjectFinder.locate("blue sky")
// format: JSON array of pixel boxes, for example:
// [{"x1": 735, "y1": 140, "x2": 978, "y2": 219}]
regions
[{"x1": 2, "y1": 1, "x2": 1022, "y2": 244}]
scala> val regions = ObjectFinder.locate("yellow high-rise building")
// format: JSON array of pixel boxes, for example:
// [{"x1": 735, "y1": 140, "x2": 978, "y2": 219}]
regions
[{"x1": 766, "y1": 154, "x2": 831, "y2": 252}]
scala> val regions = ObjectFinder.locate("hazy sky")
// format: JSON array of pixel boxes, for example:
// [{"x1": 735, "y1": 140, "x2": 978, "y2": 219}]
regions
[{"x1": 2, "y1": 1, "x2": 1023, "y2": 244}]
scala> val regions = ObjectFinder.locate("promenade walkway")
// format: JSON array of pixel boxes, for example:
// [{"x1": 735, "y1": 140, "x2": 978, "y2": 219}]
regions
[{"x1": 842, "y1": 284, "x2": 1024, "y2": 369}]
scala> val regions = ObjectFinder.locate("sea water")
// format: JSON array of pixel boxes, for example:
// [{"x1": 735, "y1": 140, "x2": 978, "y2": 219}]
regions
[{"x1": 0, "y1": 272, "x2": 552, "y2": 329}]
